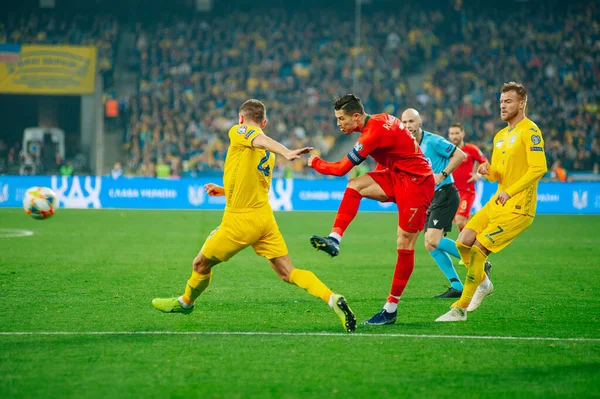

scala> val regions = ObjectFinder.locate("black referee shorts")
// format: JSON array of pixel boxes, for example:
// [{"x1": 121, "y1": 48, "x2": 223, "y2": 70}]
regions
[{"x1": 425, "y1": 183, "x2": 460, "y2": 233}]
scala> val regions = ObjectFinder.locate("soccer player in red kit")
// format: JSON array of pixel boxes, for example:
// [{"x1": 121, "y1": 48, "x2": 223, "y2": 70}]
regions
[
  {"x1": 447, "y1": 123, "x2": 488, "y2": 231},
  {"x1": 307, "y1": 94, "x2": 435, "y2": 325}
]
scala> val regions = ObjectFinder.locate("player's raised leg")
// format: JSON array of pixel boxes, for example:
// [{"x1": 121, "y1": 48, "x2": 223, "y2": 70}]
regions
[
  {"x1": 311, "y1": 172, "x2": 391, "y2": 257},
  {"x1": 269, "y1": 254, "x2": 357, "y2": 332},
  {"x1": 152, "y1": 252, "x2": 220, "y2": 314}
]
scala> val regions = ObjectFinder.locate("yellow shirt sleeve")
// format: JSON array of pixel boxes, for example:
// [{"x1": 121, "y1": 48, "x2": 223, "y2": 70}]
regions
[
  {"x1": 505, "y1": 128, "x2": 548, "y2": 197},
  {"x1": 486, "y1": 133, "x2": 501, "y2": 182},
  {"x1": 229, "y1": 125, "x2": 263, "y2": 148}
]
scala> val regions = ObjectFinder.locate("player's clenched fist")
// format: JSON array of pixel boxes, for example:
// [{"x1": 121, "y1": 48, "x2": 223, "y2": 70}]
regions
[
  {"x1": 477, "y1": 162, "x2": 491, "y2": 175},
  {"x1": 204, "y1": 183, "x2": 225, "y2": 196}
]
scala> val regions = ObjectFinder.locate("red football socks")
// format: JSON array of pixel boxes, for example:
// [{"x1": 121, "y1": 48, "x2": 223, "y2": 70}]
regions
[
  {"x1": 387, "y1": 249, "x2": 415, "y2": 301},
  {"x1": 331, "y1": 187, "x2": 363, "y2": 237}
]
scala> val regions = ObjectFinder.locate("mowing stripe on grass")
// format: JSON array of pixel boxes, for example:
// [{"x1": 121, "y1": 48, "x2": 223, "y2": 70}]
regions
[{"x1": 0, "y1": 331, "x2": 599, "y2": 342}]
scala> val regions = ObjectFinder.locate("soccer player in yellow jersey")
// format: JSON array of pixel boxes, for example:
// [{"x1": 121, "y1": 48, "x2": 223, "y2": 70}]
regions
[
  {"x1": 436, "y1": 82, "x2": 548, "y2": 322},
  {"x1": 152, "y1": 99, "x2": 357, "y2": 332}
]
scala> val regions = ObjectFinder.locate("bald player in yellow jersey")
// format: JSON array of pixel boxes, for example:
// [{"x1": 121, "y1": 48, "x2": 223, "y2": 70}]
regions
[
  {"x1": 152, "y1": 99, "x2": 357, "y2": 332},
  {"x1": 436, "y1": 82, "x2": 548, "y2": 322}
]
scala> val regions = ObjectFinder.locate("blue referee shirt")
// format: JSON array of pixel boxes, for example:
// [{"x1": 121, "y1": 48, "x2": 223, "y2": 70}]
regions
[{"x1": 419, "y1": 130, "x2": 457, "y2": 190}]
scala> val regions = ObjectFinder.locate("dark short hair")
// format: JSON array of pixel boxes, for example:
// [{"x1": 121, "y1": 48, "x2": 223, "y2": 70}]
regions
[
  {"x1": 333, "y1": 94, "x2": 365, "y2": 115},
  {"x1": 501, "y1": 82, "x2": 527, "y2": 101},
  {"x1": 240, "y1": 99, "x2": 266, "y2": 122},
  {"x1": 449, "y1": 123, "x2": 464, "y2": 131}
]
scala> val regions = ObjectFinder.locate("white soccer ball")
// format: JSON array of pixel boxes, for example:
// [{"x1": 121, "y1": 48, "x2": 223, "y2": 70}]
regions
[{"x1": 23, "y1": 186, "x2": 57, "y2": 220}]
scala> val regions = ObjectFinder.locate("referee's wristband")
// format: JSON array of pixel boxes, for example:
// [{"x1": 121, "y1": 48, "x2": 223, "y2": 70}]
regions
[{"x1": 441, "y1": 171, "x2": 449, "y2": 178}]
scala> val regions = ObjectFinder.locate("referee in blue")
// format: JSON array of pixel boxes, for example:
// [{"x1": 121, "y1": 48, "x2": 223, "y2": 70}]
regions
[{"x1": 401, "y1": 108, "x2": 468, "y2": 298}]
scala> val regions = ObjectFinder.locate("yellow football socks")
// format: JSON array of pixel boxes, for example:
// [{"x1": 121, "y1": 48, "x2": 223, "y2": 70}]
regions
[
  {"x1": 456, "y1": 241, "x2": 472, "y2": 268},
  {"x1": 182, "y1": 271, "x2": 212, "y2": 305},
  {"x1": 289, "y1": 268, "x2": 333, "y2": 303},
  {"x1": 455, "y1": 245, "x2": 487, "y2": 308}
]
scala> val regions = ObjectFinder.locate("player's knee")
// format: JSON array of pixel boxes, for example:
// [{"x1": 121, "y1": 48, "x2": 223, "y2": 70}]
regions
[
  {"x1": 457, "y1": 229, "x2": 476, "y2": 247},
  {"x1": 192, "y1": 254, "x2": 213, "y2": 274},
  {"x1": 424, "y1": 239, "x2": 437, "y2": 252},
  {"x1": 347, "y1": 177, "x2": 361, "y2": 192},
  {"x1": 396, "y1": 230, "x2": 416, "y2": 250},
  {"x1": 424, "y1": 230, "x2": 442, "y2": 252}
]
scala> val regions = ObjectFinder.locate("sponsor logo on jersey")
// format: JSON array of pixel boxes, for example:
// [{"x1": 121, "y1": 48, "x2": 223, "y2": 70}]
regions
[
  {"x1": 496, "y1": 140, "x2": 504, "y2": 148},
  {"x1": 529, "y1": 127, "x2": 539, "y2": 132},
  {"x1": 510, "y1": 135, "x2": 517, "y2": 144}
]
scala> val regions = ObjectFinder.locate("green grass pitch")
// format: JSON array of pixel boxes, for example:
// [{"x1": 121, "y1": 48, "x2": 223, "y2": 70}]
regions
[{"x1": 1, "y1": 208, "x2": 599, "y2": 398}]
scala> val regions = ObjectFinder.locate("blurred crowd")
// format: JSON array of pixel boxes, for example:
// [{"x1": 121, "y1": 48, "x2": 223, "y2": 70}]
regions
[
  {"x1": 121, "y1": 7, "x2": 446, "y2": 177},
  {"x1": 419, "y1": 2, "x2": 600, "y2": 174},
  {"x1": 0, "y1": 2, "x2": 598, "y2": 178},
  {"x1": 121, "y1": 3, "x2": 599, "y2": 178}
]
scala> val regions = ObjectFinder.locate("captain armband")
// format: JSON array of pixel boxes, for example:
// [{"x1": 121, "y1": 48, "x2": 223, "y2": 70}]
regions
[{"x1": 347, "y1": 149, "x2": 366, "y2": 165}]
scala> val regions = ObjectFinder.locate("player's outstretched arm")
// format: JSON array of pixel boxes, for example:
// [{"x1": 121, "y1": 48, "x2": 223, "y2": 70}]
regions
[
  {"x1": 307, "y1": 155, "x2": 355, "y2": 177},
  {"x1": 204, "y1": 183, "x2": 225, "y2": 196},
  {"x1": 251, "y1": 134, "x2": 313, "y2": 161}
]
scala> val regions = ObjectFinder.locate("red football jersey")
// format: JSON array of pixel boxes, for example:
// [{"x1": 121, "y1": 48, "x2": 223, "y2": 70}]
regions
[
  {"x1": 349, "y1": 114, "x2": 432, "y2": 177},
  {"x1": 453, "y1": 143, "x2": 487, "y2": 192}
]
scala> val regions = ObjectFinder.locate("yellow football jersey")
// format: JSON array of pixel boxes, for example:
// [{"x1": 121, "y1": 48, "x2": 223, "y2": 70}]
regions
[
  {"x1": 223, "y1": 124, "x2": 275, "y2": 210},
  {"x1": 487, "y1": 117, "x2": 548, "y2": 216}
]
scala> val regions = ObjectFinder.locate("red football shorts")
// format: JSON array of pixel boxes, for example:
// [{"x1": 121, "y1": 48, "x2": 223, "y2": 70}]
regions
[
  {"x1": 367, "y1": 170, "x2": 435, "y2": 233},
  {"x1": 455, "y1": 190, "x2": 476, "y2": 219}
]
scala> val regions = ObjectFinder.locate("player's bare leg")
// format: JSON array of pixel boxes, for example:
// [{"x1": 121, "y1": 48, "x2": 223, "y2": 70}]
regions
[
  {"x1": 310, "y1": 174, "x2": 389, "y2": 257},
  {"x1": 454, "y1": 215, "x2": 468, "y2": 232},
  {"x1": 270, "y1": 255, "x2": 356, "y2": 332},
  {"x1": 152, "y1": 252, "x2": 220, "y2": 314},
  {"x1": 363, "y1": 227, "x2": 420, "y2": 325}
]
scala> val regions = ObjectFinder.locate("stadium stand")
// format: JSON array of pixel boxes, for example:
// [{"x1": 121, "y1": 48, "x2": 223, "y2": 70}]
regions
[{"x1": 0, "y1": 2, "x2": 597, "y2": 177}]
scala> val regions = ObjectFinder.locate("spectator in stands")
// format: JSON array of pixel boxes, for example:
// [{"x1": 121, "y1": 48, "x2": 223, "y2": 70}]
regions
[
  {"x1": 550, "y1": 160, "x2": 569, "y2": 182},
  {"x1": 156, "y1": 157, "x2": 170, "y2": 178},
  {"x1": 110, "y1": 162, "x2": 123, "y2": 179},
  {"x1": 0, "y1": 139, "x2": 7, "y2": 174},
  {"x1": 60, "y1": 161, "x2": 74, "y2": 176}
]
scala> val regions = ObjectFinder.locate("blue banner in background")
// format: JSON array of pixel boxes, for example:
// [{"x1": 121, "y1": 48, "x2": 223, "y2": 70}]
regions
[{"x1": 0, "y1": 175, "x2": 599, "y2": 214}]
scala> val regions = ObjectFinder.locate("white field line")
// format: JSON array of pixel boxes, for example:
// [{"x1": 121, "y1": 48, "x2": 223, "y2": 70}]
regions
[
  {"x1": 0, "y1": 229, "x2": 34, "y2": 238},
  {"x1": 0, "y1": 331, "x2": 599, "y2": 342}
]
